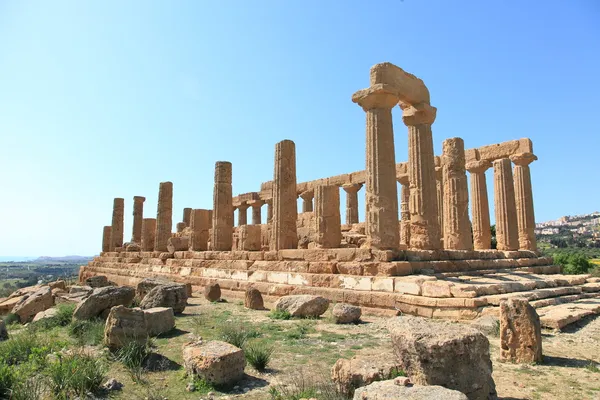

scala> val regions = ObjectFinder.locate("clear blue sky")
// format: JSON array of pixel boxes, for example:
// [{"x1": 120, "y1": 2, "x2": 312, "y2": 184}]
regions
[{"x1": 0, "y1": 1, "x2": 598, "y2": 257}]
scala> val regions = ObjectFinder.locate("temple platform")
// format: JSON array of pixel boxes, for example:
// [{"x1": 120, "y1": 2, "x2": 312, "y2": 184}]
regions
[{"x1": 79, "y1": 248, "x2": 600, "y2": 329}]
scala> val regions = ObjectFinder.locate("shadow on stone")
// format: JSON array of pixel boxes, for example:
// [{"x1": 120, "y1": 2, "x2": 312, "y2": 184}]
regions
[
  {"x1": 561, "y1": 313, "x2": 599, "y2": 333},
  {"x1": 144, "y1": 352, "x2": 181, "y2": 372}
]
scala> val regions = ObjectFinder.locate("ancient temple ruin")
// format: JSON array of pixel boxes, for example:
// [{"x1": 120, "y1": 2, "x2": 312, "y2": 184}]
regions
[{"x1": 81, "y1": 62, "x2": 600, "y2": 328}]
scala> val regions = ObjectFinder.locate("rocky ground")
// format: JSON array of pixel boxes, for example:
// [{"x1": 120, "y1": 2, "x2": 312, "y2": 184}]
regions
[{"x1": 3, "y1": 292, "x2": 600, "y2": 399}]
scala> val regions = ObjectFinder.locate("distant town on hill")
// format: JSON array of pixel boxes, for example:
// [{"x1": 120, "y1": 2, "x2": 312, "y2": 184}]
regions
[{"x1": 536, "y1": 212, "x2": 600, "y2": 249}]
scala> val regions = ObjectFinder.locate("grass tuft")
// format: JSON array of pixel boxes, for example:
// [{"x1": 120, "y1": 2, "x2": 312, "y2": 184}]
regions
[
  {"x1": 47, "y1": 352, "x2": 107, "y2": 399},
  {"x1": 269, "y1": 309, "x2": 292, "y2": 320},
  {"x1": 245, "y1": 341, "x2": 273, "y2": 371},
  {"x1": 28, "y1": 303, "x2": 76, "y2": 332},
  {"x1": 114, "y1": 339, "x2": 153, "y2": 382},
  {"x1": 68, "y1": 318, "x2": 105, "y2": 346},
  {"x1": 218, "y1": 322, "x2": 260, "y2": 349}
]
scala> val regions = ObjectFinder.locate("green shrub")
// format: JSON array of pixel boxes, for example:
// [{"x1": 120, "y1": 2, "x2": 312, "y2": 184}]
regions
[
  {"x1": 68, "y1": 319, "x2": 104, "y2": 346},
  {"x1": 113, "y1": 339, "x2": 153, "y2": 382},
  {"x1": 285, "y1": 320, "x2": 315, "y2": 340},
  {"x1": 2, "y1": 313, "x2": 19, "y2": 325},
  {"x1": 0, "y1": 364, "x2": 17, "y2": 398},
  {"x1": 388, "y1": 367, "x2": 406, "y2": 379},
  {"x1": 218, "y1": 322, "x2": 259, "y2": 349},
  {"x1": 245, "y1": 341, "x2": 273, "y2": 371},
  {"x1": 0, "y1": 332, "x2": 53, "y2": 366},
  {"x1": 47, "y1": 352, "x2": 107, "y2": 399},
  {"x1": 553, "y1": 252, "x2": 594, "y2": 275},
  {"x1": 191, "y1": 377, "x2": 215, "y2": 395},
  {"x1": 269, "y1": 309, "x2": 292, "y2": 320},
  {"x1": 28, "y1": 303, "x2": 76, "y2": 331}
]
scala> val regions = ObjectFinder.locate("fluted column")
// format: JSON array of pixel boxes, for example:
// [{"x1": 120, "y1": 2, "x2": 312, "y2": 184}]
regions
[
  {"x1": 353, "y1": 87, "x2": 400, "y2": 250},
  {"x1": 110, "y1": 198, "x2": 124, "y2": 251},
  {"x1": 511, "y1": 152, "x2": 538, "y2": 251},
  {"x1": 102, "y1": 226, "x2": 112, "y2": 252},
  {"x1": 402, "y1": 103, "x2": 441, "y2": 250},
  {"x1": 442, "y1": 138, "x2": 473, "y2": 250},
  {"x1": 270, "y1": 140, "x2": 298, "y2": 250},
  {"x1": 342, "y1": 183, "x2": 362, "y2": 225},
  {"x1": 435, "y1": 164, "x2": 444, "y2": 242},
  {"x1": 314, "y1": 185, "x2": 342, "y2": 248},
  {"x1": 466, "y1": 160, "x2": 492, "y2": 250},
  {"x1": 211, "y1": 162, "x2": 233, "y2": 251},
  {"x1": 131, "y1": 196, "x2": 145, "y2": 244},
  {"x1": 493, "y1": 158, "x2": 519, "y2": 251},
  {"x1": 266, "y1": 199, "x2": 273, "y2": 223},
  {"x1": 141, "y1": 218, "x2": 156, "y2": 251},
  {"x1": 249, "y1": 200, "x2": 264, "y2": 225},
  {"x1": 238, "y1": 202, "x2": 249, "y2": 226},
  {"x1": 183, "y1": 208, "x2": 192, "y2": 227},
  {"x1": 299, "y1": 190, "x2": 314, "y2": 213},
  {"x1": 397, "y1": 174, "x2": 411, "y2": 247},
  {"x1": 189, "y1": 209, "x2": 211, "y2": 251},
  {"x1": 154, "y1": 182, "x2": 173, "y2": 252}
]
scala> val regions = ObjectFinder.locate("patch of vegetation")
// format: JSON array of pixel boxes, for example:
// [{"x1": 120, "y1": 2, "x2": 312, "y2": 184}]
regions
[
  {"x1": 268, "y1": 370, "x2": 347, "y2": 400},
  {"x1": 218, "y1": 322, "x2": 260, "y2": 348},
  {"x1": 46, "y1": 352, "x2": 107, "y2": 399},
  {"x1": 114, "y1": 339, "x2": 153, "y2": 382},
  {"x1": 68, "y1": 318, "x2": 104, "y2": 346},
  {"x1": 318, "y1": 331, "x2": 346, "y2": 343},
  {"x1": 388, "y1": 367, "x2": 406, "y2": 378},
  {"x1": 586, "y1": 361, "x2": 600, "y2": 373},
  {"x1": 0, "y1": 332, "x2": 55, "y2": 366},
  {"x1": 284, "y1": 320, "x2": 315, "y2": 340},
  {"x1": 552, "y1": 251, "x2": 595, "y2": 274},
  {"x1": 492, "y1": 319, "x2": 501, "y2": 337},
  {"x1": 191, "y1": 376, "x2": 216, "y2": 395},
  {"x1": 28, "y1": 303, "x2": 75, "y2": 331},
  {"x1": 2, "y1": 313, "x2": 20, "y2": 325},
  {"x1": 269, "y1": 309, "x2": 292, "y2": 320},
  {"x1": 245, "y1": 341, "x2": 273, "y2": 371}
]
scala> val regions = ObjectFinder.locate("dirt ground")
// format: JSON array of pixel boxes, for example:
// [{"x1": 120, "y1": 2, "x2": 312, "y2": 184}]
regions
[{"x1": 101, "y1": 295, "x2": 600, "y2": 400}]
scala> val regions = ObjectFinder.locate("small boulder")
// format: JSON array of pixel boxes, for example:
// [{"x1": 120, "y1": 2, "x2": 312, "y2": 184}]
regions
[
  {"x1": 104, "y1": 305, "x2": 148, "y2": 350},
  {"x1": 353, "y1": 380, "x2": 468, "y2": 400},
  {"x1": 332, "y1": 351, "x2": 402, "y2": 396},
  {"x1": 85, "y1": 276, "x2": 110, "y2": 288},
  {"x1": 244, "y1": 288, "x2": 264, "y2": 310},
  {"x1": 102, "y1": 378, "x2": 123, "y2": 391},
  {"x1": 204, "y1": 283, "x2": 221, "y2": 302},
  {"x1": 0, "y1": 320, "x2": 8, "y2": 341},
  {"x1": 0, "y1": 296, "x2": 24, "y2": 315},
  {"x1": 32, "y1": 307, "x2": 59, "y2": 323},
  {"x1": 73, "y1": 286, "x2": 135, "y2": 320},
  {"x1": 500, "y1": 297, "x2": 543, "y2": 363},
  {"x1": 388, "y1": 316, "x2": 496, "y2": 400},
  {"x1": 274, "y1": 295, "x2": 330, "y2": 318},
  {"x1": 69, "y1": 285, "x2": 93, "y2": 296},
  {"x1": 125, "y1": 242, "x2": 141, "y2": 252},
  {"x1": 12, "y1": 286, "x2": 54, "y2": 323},
  {"x1": 136, "y1": 278, "x2": 179, "y2": 301},
  {"x1": 144, "y1": 307, "x2": 175, "y2": 336},
  {"x1": 48, "y1": 280, "x2": 67, "y2": 291},
  {"x1": 167, "y1": 237, "x2": 189, "y2": 254},
  {"x1": 333, "y1": 303, "x2": 361, "y2": 324},
  {"x1": 183, "y1": 340, "x2": 245, "y2": 386},
  {"x1": 140, "y1": 284, "x2": 187, "y2": 314}
]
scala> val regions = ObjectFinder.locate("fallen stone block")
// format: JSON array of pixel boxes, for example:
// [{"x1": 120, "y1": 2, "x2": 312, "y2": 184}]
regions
[
  {"x1": 85, "y1": 275, "x2": 110, "y2": 288},
  {"x1": 12, "y1": 286, "x2": 54, "y2": 323},
  {"x1": 244, "y1": 287, "x2": 264, "y2": 310},
  {"x1": 204, "y1": 283, "x2": 221, "y2": 302},
  {"x1": 73, "y1": 286, "x2": 135, "y2": 320},
  {"x1": 104, "y1": 305, "x2": 148, "y2": 350},
  {"x1": 32, "y1": 307, "x2": 59, "y2": 323},
  {"x1": 332, "y1": 351, "x2": 402, "y2": 396},
  {"x1": 274, "y1": 295, "x2": 330, "y2": 318},
  {"x1": 333, "y1": 303, "x2": 362, "y2": 324},
  {"x1": 353, "y1": 379, "x2": 468, "y2": 400},
  {"x1": 500, "y1": 297, "x2": 542, "y2": 363},
  {"x1": 182, "y1": 340, "x2": 245, "y2": 386},
  {"x1": 144, "y1": 307, "x2": 175, "y2": 336},
  {"x1": 140, "y1": 284, "x2": 187, "y2": 314},
  {"x1": 48, "y1": 280, "x2": 67, "y2": 291}
]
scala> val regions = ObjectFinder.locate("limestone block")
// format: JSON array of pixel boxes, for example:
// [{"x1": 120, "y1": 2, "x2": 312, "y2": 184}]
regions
[
  {"x1": 139, "y1": 283, "x2": 187, "y2": 314},
  {"x1": 85, "y1": 275, "x2": 110, "y2": 288},
  {"x1": 331, "y1": 350, "x2": 400, "y2": 396},
  {"x1": 236, "y1": 225, "x2": 261, "y2": 251},
  {"x1": 48, "y1": 280, "x2": 67, "y2": 291},
  {"x1": 167, "y1": 237, "x2": 189, "y2": 254},
  {"x1": 182, "y1": 340, "x2": 245, "y2": 386},
  {"x1": 73, "y1": 286, "x2": 135, "y2": 320},
  {"x1": 244, "y1": 287, "x2": 264, "y2": 310},
  {"x1": 314, "y1": 185, "x2": 342, "y2": 248},
  {"x1": 353, "y1": 380, "x2": 469, "y2": 400},
  {"x1": 104, "y1": 305, "x2": 148, "y2": 350},
  {"x1": 12, "y1": 286, "x2": 54, "y2": 323},
  {"x1": 332, "y1": 303, "x2": 362, "y2": 324},
  {"x1": 144, "y1": 307, "x2": 175, "y2": 337},
  {"x1": 500, "y1": 297, "x2": 542, "y2": 363},
  {"x1": 204, "y1": 283, "x2": 221, "y2": 302},
  {"x1": 274, "y1": 295, "x2": 330, "y2": 317},
  {"x1": 421, "y1": 281, "x2": 454, "y2": 298}
]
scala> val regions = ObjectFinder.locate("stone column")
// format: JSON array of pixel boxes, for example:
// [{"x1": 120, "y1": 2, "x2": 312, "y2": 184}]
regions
[
  {"x1": 211, "y1": 162, "x2": 233, "y2": 250},
  {"x1": 154, "y1": 182, "x2": 173, "y2": 252},
  {"x1": 183, "y1": 208, "x2": 192, "y2": 227},
  {"x1": 189, "y1": 209, "x2": 211, "y2": 251},
  {"x1": 493, "y1": 158, "x2": 519, "y2": 251},
  {"x1": 442, "y1": 138, "x2": 473, "y2": 250},
  {"x1": 266, "y1": 199, "x2": 273, "y2": 223},
  {"x1": 141, "y1": 218, "x2": 156, "y2": 251},
  {"x1": 397, "y1": 174, "x2": 411, "y2": 247},
  {"x1": 270, "y1": 140, "x2": 298, "y2": 250},
  {"x1": 237, "y1": 202, "x2": 249, "y2": 226},
  {"x1": 176, "y1": 222, "x2": 186, "y2": 233},
  {"x1": 342, "y1": 183, "x2": 362, "y2": 225},
  {"x1": 299, "y1": 190, "x2": 314, "y2": 213},
  {"x1": 131, "y1": 196, "x2": 145, "y2": 244},
  {"x1": 435, "y1": 165, "x2": 444, "y2": 241},
  {"x1": 102, "y1": 226, "x2": 112, "y2": 252},
  {"x1": 353, "y1": 87, "x2": 400, "y2": 249},
  {"x1": 249, "y1": 200, "x2": 264, "y2": 225},
  {"x1": 466, "y1": 160, "x2": 492, "y2": 250},
  {"x1": 314, "y1": 185, "x2": 341, "y2": 248},
  {"x1": 402, "y1": 103, "x2": 441, "y2": 250},
  {"x1": 511, "y1": 152, "x2": 538, "y2": 251},
  {"x1": 110, "y1": 198, "x2": 124, "y2": 251}
]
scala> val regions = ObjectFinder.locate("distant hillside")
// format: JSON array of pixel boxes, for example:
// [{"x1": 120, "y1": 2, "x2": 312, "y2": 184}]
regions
[{"x1": 33, "y1": 255, "x2": 94, "y2": 263}]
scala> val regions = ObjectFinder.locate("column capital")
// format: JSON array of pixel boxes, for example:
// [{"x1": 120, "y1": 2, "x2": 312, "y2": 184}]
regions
[
  {"x1": 237, "y1": 201, "x2": 249, "y2": 210},
  {"x1": 133, "y1": 196, "x2": 146, "y2": 202},
  {"x1": 401, "y1": 102, "x2": 437, "y2": 126},
  {"x1": 248, "y1": 199, "x2": 264, "y2": 207},
  {"x1": 342, "y1": 183, "x2": 363, "y2": 193},
  {"x1": 299, "y1": 190, "x2": 314, "y2": 200},
  {"x1": 466, "y1": 159, "x2": 493, "y2": 174},
  {"x1": 396, "y1": 174, "x2": 409, "y2": 186},
  {"x1": 352, "y1": 84, "x2": 400, "y2": 112},
  {"x1": 510, "y1": 152, "x2": 537, "y2": 166}
]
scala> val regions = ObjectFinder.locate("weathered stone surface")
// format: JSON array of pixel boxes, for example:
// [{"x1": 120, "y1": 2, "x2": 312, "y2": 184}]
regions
[
  {"x1": 140, "y1": 284, "x2": 187, "y2": 314},
  {"x1": 342, "y1": 183, "x2": 362, "y2": 225},
  {"x1": 12, "y1": 286, "x2": 54, "y2": 323},
  {"x1": 48, "y1": 280, "x2": 67, "y2": 291},
  {"x1": 32, "y1": 307, "x2": 59, "y2": 323},
  {"x1": 511, "y1": 153, "x2": 537, "y2": 251},
  {"x1": 472, "y1": 315, "x2": 500, "y2": 336},
  {"x1": 212, "y1": 162, "x2": 234, "y2": 251},
  {"x1": 73, "y1": 286, "x2": 135, "y2": 320},
  {"x1": 141, "y1": 218, "x2": 157, "y2": 251},
  {"x1": 466, "y1": 160, "x2": 492, "y2": 250},
  {"x1": 493, "y1": 159, "x2": 518, "y2": 251},
  {"x1": 167, "y1": 237, "x2": 189, "y2": 254},
  {"x1": 244, "y1": 288, "x2": 264, "y2": 310},
  {"x1": 333, "y1": 303, "x2": 362, "y2": 324},
  {"x1": 102, "y1": 225, "x2": 112, "y2": 253},
  {"x1": 104, "y1": 305, "x2": 148, "y2": 350},
  {"x1": 136, "y1": 278, "x2": 182, "y2": 301},
  {"x1": 332, "y1": 351, "x2": 400, "y2": 395},
  {"x1": 353, "y1": 380, "x2": 469, "y2": 400},
  {"x1": 388, "y1": 316, "x2": 495, "y2": 400},
  {"x1": 271, "y1": 140, "x2": 298, "y2": 250},
  {"x1": 69, "y1": 285, "x2": 93, "y2": 295},
  {"x1": 0, "y1": 320, "x2": 8, "y2": 341},
  {"x1": 155, "y1": 182, "x2": 174, "y2": 252},
  {"x1": 144, "y1": 307, "x2": 175, "y2": 336},
  {"x1": 182, "y1": 340, "x2": 245, "y2": 386},
  {"x1": 85, "y1": 275, "x2": 110, "y2": 288},
  {"x1": 204, "y1": 283, "x2": 221, "y2": 302},
  {"x1": 125, "y1": 242, "x2": 141, "y2": 252},
  {"x1": 131, "y1": 196, "x2": 146, "y2": 244},
  {"x1": 110, "y1": 198, "x2": 125, "y2": 252},
  {"x1": 190, "y1": 209, "x2": 211, "y2": 251},
  {"x1": 500, "y1": 297, "x2": 542, "y2": 363},
  {"x1": 274, "y1": 295, "x2": 330, "y2": 317},
  {"x1": 314, "y1": 185, "x2": 342, "y2": 248},
  {"x1": 235, "y1": 225, "x2": 261, "y2": 251}
]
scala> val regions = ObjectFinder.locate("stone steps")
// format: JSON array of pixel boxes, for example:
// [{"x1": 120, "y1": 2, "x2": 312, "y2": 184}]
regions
[{"x1": 537, "y1": 298, "x2": 600, "y2": 330}]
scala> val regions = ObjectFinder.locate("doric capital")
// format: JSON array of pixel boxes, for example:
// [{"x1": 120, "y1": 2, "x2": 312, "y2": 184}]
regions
[
  {"x1": 510, "y1": 152, "x2": 537, "y2": 166},
  {"x1": 133, "y1": 196, "x2": 146, "y2": 202},
  {"x1": 400, "y1": 102, "x2": 436, "y2": 126},
  {"x1": 396, "y1": 174, "x2": 409, "y2": 186},
  {"x1": 352, "y1": 84, "x2": 400, "y2": 112},
  {"x1": 299, "y1": 190, "x2": 314, "y2": 201},
  {"x1": 248, "y1": 199, "x2": 264, "y2": 208},
  {"x1": 237, "y1": 201, "x2": 250, "y2": 210},
  {"x1": 465, "y1": 160, "x2": 493, "y2": 174},
  {"x1": 341, "y1": 183, "x2": 363, "y2": 194}
]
